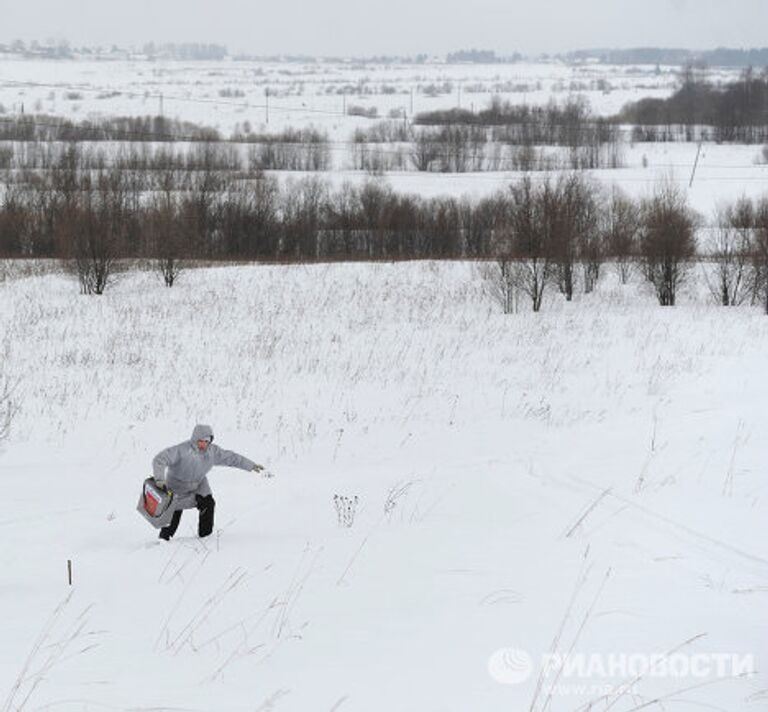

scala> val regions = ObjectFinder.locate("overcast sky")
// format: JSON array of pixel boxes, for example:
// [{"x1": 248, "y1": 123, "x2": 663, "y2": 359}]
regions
[{"x1": 3, "y1": 0, "x2": 767, "y2": 56}]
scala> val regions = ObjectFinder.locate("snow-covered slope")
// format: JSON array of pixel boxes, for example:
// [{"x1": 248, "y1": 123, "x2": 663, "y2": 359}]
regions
[{"x1": 0, "y1": 262, "x2": 766, "y2": 711}]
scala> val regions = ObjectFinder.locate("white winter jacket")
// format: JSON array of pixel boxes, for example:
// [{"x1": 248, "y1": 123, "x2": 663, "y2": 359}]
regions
[{"x1": 152, "y1": 424, "x2": 256, "y2": 507}]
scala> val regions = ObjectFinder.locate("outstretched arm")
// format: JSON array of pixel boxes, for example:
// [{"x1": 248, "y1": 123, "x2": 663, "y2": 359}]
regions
[{"x1": 210, "y1": 444, "x2": 257, "y2": 471}]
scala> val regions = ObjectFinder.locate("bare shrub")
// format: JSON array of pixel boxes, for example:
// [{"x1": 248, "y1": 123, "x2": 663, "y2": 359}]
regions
[
  {"x1": 0, "y1": 186, "x2": 33, "y2": 256},
  {"x1": 58, "y1": 173, "x2": 124, "y2": 295},
  {"x1": 334, "y1": 494, "x2": 359, "y2": 527},
  {"x1": 411, "y1": 126, "x2": 487, "y2": 173},
  {"x1": 147, "y1": 196, "x2": 184, "y2": 287},
  {"x1": 639, "y1": 182, "x2": 697, "y2": 306},
  {"x1": 580, "y1": 226, "x2": 606, "y2": 294},
  {"x1": 347, "y1": 105, "x2": 378, "y2": 118},
  {"x1": 351, "y1": 144, "x2": 406, "y2": 173},
  {"x1": 352, "y1": 120, "x2": 410, "y2": 144},
  {"x1": 0, "y1": 145, "x2": 12, "y2": 169},
  {"x1": 551, "y1": 174, "x2": 601, "y2": 300},
  {"x1": 705, "y1": 199, "x2": 753, "y2": 306},
  {"x1": 0, "y1": 371, "x2": 18, "y2": 443},
  {"x1": 410, "y1": 130, "x2": 440, "y2": 171},
  {"x1": 604, "y1": 190, "x2": 640, "y2": 284},
  {"x1": 492, "y1": 177, "x2": 556, "y2": 312},
  {"x1": 752, "y1": 197, "x2": 768, "y2": 313},
  {"x1": 481, "y1": 260, "x2": 519, "y2": 314},
  {"x1": 248, "y1": 128, "x2": 330, "y2": 171}
]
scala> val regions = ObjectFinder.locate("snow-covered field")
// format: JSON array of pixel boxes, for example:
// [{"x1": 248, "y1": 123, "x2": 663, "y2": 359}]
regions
[
  {"x1": 0, "y1": 55, "x2": 766, "y2": 711},
  {"x1": 1, "y1": 57, "x2": 762, "y2": 218},
  {"x1": 266, "y1": 139, "x2": 768, "y2": 218},
  {"x1": 0, "y1": 261, "x2": 766, "y2": 711},
  {"x1": 0, "y1": 58, "x2": 696, "y2": 135}
]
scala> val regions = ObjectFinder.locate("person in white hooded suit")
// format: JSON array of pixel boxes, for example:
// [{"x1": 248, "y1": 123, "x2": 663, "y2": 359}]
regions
[{"x1": 152, "y1": 424, "x2": 265, "y2": 540}]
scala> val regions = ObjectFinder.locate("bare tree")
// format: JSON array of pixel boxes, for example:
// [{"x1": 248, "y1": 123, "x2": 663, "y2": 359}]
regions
[
  {"x1": 0, "y1": 336, "x2": 18, "y2": 443},
  {"x1": 410, "y1": 130, "x2": 440, "y2": 172},
  {"x1": 580, "y1": 226, "x2": 605, "y2": 294},
  {"x1": 486, "y1": 192, "x2": 518, "y2": 313},
  {"x1": 0, "y1": 375, "x2": 17, "y2": 443},
  {"x1": 494, "y1": 177, "x2": 555, "y2": 312},
  {"x1": 147, "y1": 195, "x2": 184, "y2": 287},
  {"x1": 55, "y1": 169, "x2": 128, "y2": 295},
  {"x1": 639, "y1": 182, "x2": 697, "y2": 306},
  {"x1": 187, "y1": 142, "x2": 227, "y2": 256},
  {"x1": 280, "y1": 176, "x2": 328, "y2": 259},
  {"x1": 705, "y1": 199, "x2": 753, "y2": 306},
  {"x1": 226, "y1": 173, "x2": 281, "y2": 258},
  {"x1": 480, "y1": 259, "x2": 518, "y2": 314},
  {"x1": 603, "y1": 189, "x2": 639, "y2": 284},
  {"x1": 0, "y1": 186, "x2": 32, "y2": 256},
  {"x1": 752, "y1": 197, "x2": 768, "y2": 313},
  {"x1": 549, "y1": 174, "x2": 601, "y2": 299}
]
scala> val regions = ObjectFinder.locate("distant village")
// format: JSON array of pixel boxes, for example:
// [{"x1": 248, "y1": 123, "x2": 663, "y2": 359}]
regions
[{"x1": 1, "y1": 39, "x2": 767, "y2": 67}]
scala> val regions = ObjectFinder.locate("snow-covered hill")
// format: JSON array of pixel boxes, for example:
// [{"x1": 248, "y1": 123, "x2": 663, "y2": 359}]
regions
[{"x1": 0, "y1": 261, "x2": 766, "y2": 711}]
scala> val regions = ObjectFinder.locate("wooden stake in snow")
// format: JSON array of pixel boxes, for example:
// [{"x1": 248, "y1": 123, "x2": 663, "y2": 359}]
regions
[{"x1": 67, "y1": 559, "x2": 72, "y2": 586}]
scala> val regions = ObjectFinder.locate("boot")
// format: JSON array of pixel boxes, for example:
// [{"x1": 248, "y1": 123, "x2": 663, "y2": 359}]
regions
[
  {"x1": 196, "y1": 494, "x2": 216, "y2": 538},
  {"x1": 159, "y1": 509, "x2": 182, "y2": 540}
]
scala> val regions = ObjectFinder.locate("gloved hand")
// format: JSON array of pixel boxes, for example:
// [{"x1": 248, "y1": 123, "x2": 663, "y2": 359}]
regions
[
  {"x1": 154, "y1": 478, "x2": 171, "y2": 494},
  {"x1": 253, "y1": 464, "x2": 274, "y2": 478}
]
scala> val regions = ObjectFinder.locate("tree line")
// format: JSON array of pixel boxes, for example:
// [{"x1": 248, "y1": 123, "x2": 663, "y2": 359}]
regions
[
  {"x1": 6, "y1": 67, "x2": 767, "y2": 181},
  {"x1": 619, "y1": 67, "x2": 768, "y2": 143},
  {"x1": 0, "y1": 115, "x2": 221, "y2": 143},
  {"x1": 0, "y1": 108, "x2": 623, "y2": 173},
  {"x1": 564, "y1": 48, "x2": 768, "y2": 68},
  {"x1": 414, "y1": 71, "x2": 768, "y2": 146},
  {"x1": 485, "y1": 179, "x2": 768, "y2": 313},
  {"x1": 1, "y1": 148, "x2": 767, "y2": 311}
]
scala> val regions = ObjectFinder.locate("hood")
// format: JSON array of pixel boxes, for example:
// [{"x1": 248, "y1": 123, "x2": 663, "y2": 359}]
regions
[{"x1": 191, "y1": 424, "x2": 214, "y2": 444}]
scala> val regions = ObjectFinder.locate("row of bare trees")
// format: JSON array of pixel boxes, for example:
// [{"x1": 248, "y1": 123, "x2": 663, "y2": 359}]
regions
[
  {"x1": 247, "y1": 128, "x2": 331, "y2": 171},
  {"x1": 486, "y1": 175, "x2": 615, "y2": 312},
  {"x1": 412, "y1": 97, "x2": 625, "y2": 171},
  {"x1": 706, "y1": 197, "x2": 768, "y2": 311},
  {"x1": 0, "y1": 114, "x2": 221, "y2": 143},
  {"x1": 621, "y1": 67, "x2": 768, "y2": 144},
  {"x1": 1, "y1": 104, "x2": 626, "y2": 177},
  {"x1": 486, "y1": 179, "x2": 768, "y2": 313},
  {"x1": 1, "y1": 155, "x2": 768, "y2": 309},
  {"x1": 487, "y1": 179, "x2": 685, "y2": 312},
  {"x1": 0, "y1": 164, "x2": 498, "y2": 288},
  {"x1": 0, "y1": 139, "x2": 316, "y2": 175}
]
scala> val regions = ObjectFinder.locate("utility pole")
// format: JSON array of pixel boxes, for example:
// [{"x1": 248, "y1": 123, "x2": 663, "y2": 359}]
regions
[
  {"x1": 265, "y1": 88, "x2": 269, "y2": 125},
  {"x1": 689, "y1": 140, "x2": 703, "y2": 188},
  {"x1": 159, "y1": 92, "x2": 164, "y2": 118}
]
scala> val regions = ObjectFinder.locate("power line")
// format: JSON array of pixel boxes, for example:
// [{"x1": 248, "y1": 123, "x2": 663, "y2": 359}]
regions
[
  {"x1": 0, "y1": 79, "x2": 375, "y2": 120},
  {"x1": 4, "y1": 78, "x2": 768, "y2": 143}
]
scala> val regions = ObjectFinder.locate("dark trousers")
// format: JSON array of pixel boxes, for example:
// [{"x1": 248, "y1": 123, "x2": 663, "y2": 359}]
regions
[{"x1": 159, "y1": 494, "x2": 216, "y2": 540}]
